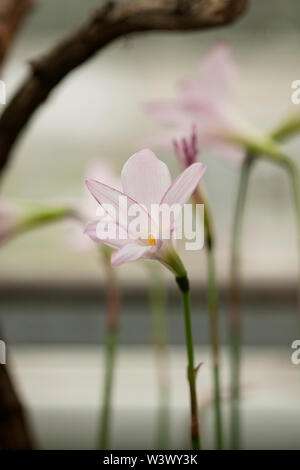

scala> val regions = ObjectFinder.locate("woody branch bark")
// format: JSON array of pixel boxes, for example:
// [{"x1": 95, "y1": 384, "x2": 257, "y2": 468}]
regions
[
  {"x1": 0, "y1": 0, "x2": 34, "y2": 71},
  {"x1": 0, "y1": 0, "x2": 248, "y2": 177},
  {"x1": 0, "y1": 363, "x2": 34, "y2": 450},
  {"x1": 0, "y1": 0, "x2": 35, "y2": 451}
]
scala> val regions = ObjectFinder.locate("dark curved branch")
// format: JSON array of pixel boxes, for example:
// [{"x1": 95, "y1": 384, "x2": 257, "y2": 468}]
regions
[
  {"x1": 0, "y1": 0, "x2": 36, "y2": 451},
  {"x1": 0, "y1": 0, "x2": 34, "y2": 71},
  {"x1": 0, "y1": 0, "x2": 248, "y2": 177},
  {"x1": 0, "y1": 364, "x2": 34, "y2": 449}
]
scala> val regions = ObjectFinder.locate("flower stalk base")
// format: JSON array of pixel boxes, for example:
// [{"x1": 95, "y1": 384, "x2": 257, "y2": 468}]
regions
[{"x1": 176, "y1": 274, "x2": 201, "y2": 450}]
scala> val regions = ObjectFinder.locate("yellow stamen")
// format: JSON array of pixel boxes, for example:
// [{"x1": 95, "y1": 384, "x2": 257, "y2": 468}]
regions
[{"x1": 148, "y1": 234, "x2": 156, "y2": 246}]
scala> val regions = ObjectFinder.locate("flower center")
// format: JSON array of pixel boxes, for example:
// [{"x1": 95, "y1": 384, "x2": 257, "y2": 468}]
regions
[{"x1": 148, "y1": 234, "x2": 157, "y2": 246}]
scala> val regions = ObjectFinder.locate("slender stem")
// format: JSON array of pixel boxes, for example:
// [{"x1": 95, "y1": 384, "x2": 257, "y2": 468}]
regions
[
  {"x1": 228, "y1": 129, "x2": 300, "y2": 449},
  {"x1": 287, "y1": 163, "x2": 300, "y2": 241},
  {"x1": 148, "y1": 266, "x2": 170, "y2": 449},
  {"x1": 229, "y1": 152, "x2": 254, "y2": 450},
  {"x1": 255, "y1": 149, "x2": 300, "y2": 325},
  {"x1": 176, "y1": 274, "x2": 201, "y2": 450},
  {"x1": 193, "y1": 187, "x2": 223, "y2": 449},
  {"x1": 98, "y1": 247, "x2": 120, "y2": 450},
  {"x1": 270, "y1": 156, "x2": 300, "y2": 324},
  {"x1": 287, "y1": 164, "x2": 300, "y2": 327},
  {"x1": 270, "y1": 114, "x2": 300, "y2": 142},
  {"x1": 207, "y1": 249, "x2": 222, "y2": 449},
  {"x1": 2, "y1": 205, "x2": 75, "y2": 245},
  {"x1": 228, "y1": 134, "x2": 300, "y2": 450},
  {"x1": 99, "y1": 326, "x2": 118, "y2": 450},
  {"x1": 280, "y1": 159, "x2": 300, "y2": 241}
]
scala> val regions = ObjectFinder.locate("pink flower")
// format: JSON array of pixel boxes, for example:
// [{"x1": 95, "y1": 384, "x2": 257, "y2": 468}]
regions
[
  {"x1": 173, "y1": 124, "x2": 199, "y2": 169},
  {"x1": 146, "y1": 44, "x2": 260, "y2": 164},
  {"x1": 68, "y1": 160, "x2": 122, "y2": 253},
  {"x1": 84, "y1": 149, "x2": 206, "y2": 271},
  {"x1": 82, "y1": 160, "x2": 122, "y2": 220}
]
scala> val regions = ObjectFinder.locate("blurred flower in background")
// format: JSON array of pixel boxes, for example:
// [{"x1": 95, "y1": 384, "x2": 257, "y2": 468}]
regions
[{"x1": 146, "y1": 45, "x2": 264, "y2": 164}]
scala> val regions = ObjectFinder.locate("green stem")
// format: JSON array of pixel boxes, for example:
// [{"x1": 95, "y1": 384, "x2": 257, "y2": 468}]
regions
[
  {"x1": 270, "y1": 114, "x2": 300, "y2": 142},
  {"x1": 228, "y1": 127, "x2": 300, "y2": 449},
  {"x1": 270, "y1": 156, "x2": 300, "y2": 324},
  {"x1": 148, "y1": 266, "x2": 170, "y2": 449},
  {"x1": 269, "y1": 120, "x2": 300, "y2": 327},
  {"x1": 23, "y1": 206, "x2": 75, "y2": 228},
  {"x1": 207, "y1": 249, "x2": 223, "y2": 450},
  {"x1": 176, "y1": 274, "x2": 201, "y2": 450},
  {"x1": 288, "y1": 165, "x2": 300, "y2": 326},
  {"x1": 99, "y1": 247, "x2": 119, "y2": 450},
  {"x1": 288, "y1": 165, "x2": 300, "y2": 246},
  {"x1": 253, "y1": 147, "x2": 300, "y2": 323},
  {"x1": 270, "y1": 157, "x2": 300, "y2": 237},
  {"x1": 229, "y1": 152, "x2": 254, "y2": 450},
  {"x1": 99, "y1": 327, "x2": 118, "y2": 450},
  {"x1": 193, "y1": 187, "x2": 223, "y2": 450},
  {"x1": 3, "y1": 205, "x2": 75, "y2": 245},
  {"x1": 278, "y1": 159, "x2": 300, "y2": 241}
]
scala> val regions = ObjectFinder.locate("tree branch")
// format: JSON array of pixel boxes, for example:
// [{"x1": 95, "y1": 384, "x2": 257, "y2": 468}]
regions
[
  {"x1": 0, "y1": 0, "x2": 34, "y2": 71},
  {"x1": 0, "y1": 0, "x2": 248, "y2": 177},
  {"x1": 0, "y1": 364, "x2": 34, "y2": 450},
  {"x1": 0, "y1": 0, "x2": 35, "y2": 450}
]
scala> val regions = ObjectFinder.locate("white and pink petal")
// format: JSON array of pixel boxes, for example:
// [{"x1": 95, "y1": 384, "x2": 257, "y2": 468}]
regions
[
  {"x1": 85, "y1": 178, "x2": 150, "y2": 237},
  {"x1": 84, "y1": 220, "x2": 129, "y2": 249},
  {"x1": 160, "y1": 162, "x2": 206, "y2": 208},
  {"x1": 121, "y1": 149, "x2": 172, "y2": 211},
  {"x1": 111, "y1": 243, "x2": 152, "y2": 267}
]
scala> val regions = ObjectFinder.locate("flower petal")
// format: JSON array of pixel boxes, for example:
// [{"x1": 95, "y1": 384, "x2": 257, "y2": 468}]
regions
[
  {"x1": 176, "y1": 45, "x2": 238, "y2": 134},
  {"x1": 121, "y1": 149, "x2": 172, "y2": 212},
  {"x1": 85, "y1": 178, "x2": 150, "y2": 236},
  {"x1": 179, "y1": 45, "x2": 236, "y2": 105},
  {"x1": 84, "y1": 220, "x2": 129, "y2": 248},
  {"x1": 111, "y1": 243, "x2": 151, "y2": 267},
  {"x1": 198, "y1": 44, "x2": 237, "y2": 100},
  {"x1": 144, "y1": 102, "x2": 187, "y2": 127},
  {"x1": 160, "y1": 162, "x2": 206, "y2": 207}
]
